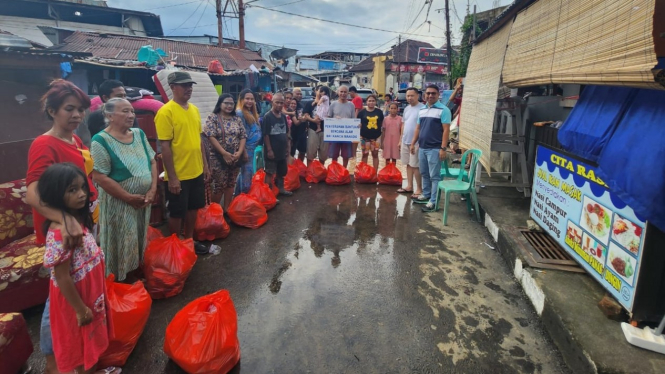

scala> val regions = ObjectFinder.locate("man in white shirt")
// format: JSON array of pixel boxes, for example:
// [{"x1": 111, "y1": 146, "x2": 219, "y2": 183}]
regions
[{"x1": 399, "y1": 87, "x2": 424, "y2": 196}]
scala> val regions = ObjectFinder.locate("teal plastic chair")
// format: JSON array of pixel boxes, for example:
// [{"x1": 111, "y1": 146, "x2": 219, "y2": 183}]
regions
[
  {"x1": 434, "y1": 149, "x2": 482, "y2": 225},
  {"x1": 440, "y1": 159, "x2": 468, "y2": 180},
  {"x1": 253, "y1": 145, "x2": 264, "y2": 174}
]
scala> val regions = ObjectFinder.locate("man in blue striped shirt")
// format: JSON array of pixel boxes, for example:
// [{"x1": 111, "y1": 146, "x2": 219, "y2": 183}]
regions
[{"x1": 409, "y1": 84, "x2": 452, "y2": 212}]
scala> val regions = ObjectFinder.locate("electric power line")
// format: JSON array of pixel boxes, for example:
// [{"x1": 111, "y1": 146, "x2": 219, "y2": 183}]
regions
[
  {"x1": 141, "y1": 0, "x2": 200, "y2": 11},
  {"x1": 267, "y1": 0, "x2": 307, "y2": 8},
  {"x1": 167, "y1": 0, "x2": 206, "y2": 34},
  {"x1": 189, "y1": 0, "x2": 210, "y2": 36},
  {"x1": 407, "y1": 1, "x2": 428, "y2": 31},
  {"x1": 248, "y1": 4, "x2": 445, "y2": 39}
]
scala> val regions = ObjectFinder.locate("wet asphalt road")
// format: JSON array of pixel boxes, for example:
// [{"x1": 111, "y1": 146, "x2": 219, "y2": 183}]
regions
[{"x1": 25, "y1": 182, "x2": 570, "y2": 374}]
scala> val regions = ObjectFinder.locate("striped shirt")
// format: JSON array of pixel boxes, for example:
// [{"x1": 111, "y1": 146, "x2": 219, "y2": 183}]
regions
[{"x1": 417, "y1": 101, "x2": 452, "y2": 149}]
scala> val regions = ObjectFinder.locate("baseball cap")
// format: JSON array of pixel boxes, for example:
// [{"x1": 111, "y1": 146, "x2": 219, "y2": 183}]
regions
[{"x1": 168, "y1": 71, "x2": 197, "y2": 85}]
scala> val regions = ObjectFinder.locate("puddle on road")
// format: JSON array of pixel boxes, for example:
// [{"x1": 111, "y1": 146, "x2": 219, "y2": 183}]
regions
[
  {"x1": 237, "y1": 184, "x2": 426, "y2": 370},
  {"x1": 271, "y1": 184, "x2": 409, "y2": 288}
]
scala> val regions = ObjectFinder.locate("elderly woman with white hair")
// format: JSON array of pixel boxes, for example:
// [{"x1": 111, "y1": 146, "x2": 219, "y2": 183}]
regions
[{"x1": 91, "y1": 97, "x2": 158, "y2": 281}]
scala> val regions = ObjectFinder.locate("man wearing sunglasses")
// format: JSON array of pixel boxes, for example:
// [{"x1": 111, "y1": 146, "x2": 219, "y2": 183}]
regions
[{"x1": 409, "y1": 84, "x2": 452, "y2": 212}]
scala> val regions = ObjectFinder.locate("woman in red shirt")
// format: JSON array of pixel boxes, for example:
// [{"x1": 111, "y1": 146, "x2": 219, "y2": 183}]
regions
[{"x1": 25, "y1": 80, "x2": 113, "y2": 374}]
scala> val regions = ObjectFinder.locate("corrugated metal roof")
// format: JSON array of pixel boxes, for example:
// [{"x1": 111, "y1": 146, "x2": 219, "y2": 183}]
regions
[
  {"x1": 349, "y1": 39, "x2": 435, "y2": 72},
  {"x1": 50, "y1": 31, "x2": 269, "y2": 71}
]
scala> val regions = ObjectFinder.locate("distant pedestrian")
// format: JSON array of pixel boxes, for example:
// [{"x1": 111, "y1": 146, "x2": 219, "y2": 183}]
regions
[
  {"x1": 399, "y1": 87, "x2": 424, "y2": 196},
  {"x1": 410, "y1": 84, "x2": 452, "y2": 212},
  {"x1": 349, "y1": 86, "x2": 364, "y2": 158},
  {"x1": 87, "y1": 80, "x2": 139, "y2": 137},
  {"x1": 259, "y1": 92, "x2": 272, "y2": 117},
  {"x1": 235, "y1": 89, "x2": 263, "y2": 194},
  {"x1": 155, "y1": 71, "x2": 210, "y2": 254},
  {"x1": 204, "y1": 94, "x2": 247, "y2": 210},
  {"x1": 382, "y1": 102, "x2": 402, "y2": 164},
  {"x1": 262, "y1": 93, "x2": 292, "y2": 196},
  {"x1": 303, "y1": 86, "x2": 329, "y2": 164},
  {"x1": 349, "y1": 86, "x2": 364, "y2": 116},
  {"x1": 357, "y1": 94, "x2": 384, "y2": 172},
  {"x1": 326, "y1": 85, "x2": 356, "y2": 168}
]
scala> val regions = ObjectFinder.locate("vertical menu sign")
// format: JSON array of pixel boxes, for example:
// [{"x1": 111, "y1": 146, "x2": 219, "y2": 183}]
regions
[{"x1": 530, "y1": 146, "x2": 646, "y2": 311}]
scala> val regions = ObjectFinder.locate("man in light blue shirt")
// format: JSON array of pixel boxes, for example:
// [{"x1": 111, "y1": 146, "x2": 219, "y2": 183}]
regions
[
  {"x1": 400, "y1": 87, "x2": 425, "y2": 197},
  {"x1": 409, "y1": 84, "x2": 452, "y2": 212}
]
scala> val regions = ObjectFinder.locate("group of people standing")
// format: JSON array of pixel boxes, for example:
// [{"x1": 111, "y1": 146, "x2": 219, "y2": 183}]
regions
[{"x1": 24, "y1": 71, "x2": 450, "y2": 373}]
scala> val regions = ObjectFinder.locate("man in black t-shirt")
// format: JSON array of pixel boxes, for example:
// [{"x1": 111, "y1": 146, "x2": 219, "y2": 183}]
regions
[{"x1": 262, "y1": 93, "x2": 292, "y2": 196}]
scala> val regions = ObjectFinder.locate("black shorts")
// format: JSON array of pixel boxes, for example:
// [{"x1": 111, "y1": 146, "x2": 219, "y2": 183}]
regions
[
  {"x1": 164, "y1": 174, "x2": 205, "y2": 219},
  {"x1": 265, "y1": 158, "x2": 288, "y2": 177},
  {"x1": 290, "y1": 132, "x2": 307, "y2": 156}
]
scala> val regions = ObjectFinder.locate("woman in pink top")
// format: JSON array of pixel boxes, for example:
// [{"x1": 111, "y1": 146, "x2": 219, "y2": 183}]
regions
[{"x1": 382, "y1": 102, "x2": 403, "y2": 163}]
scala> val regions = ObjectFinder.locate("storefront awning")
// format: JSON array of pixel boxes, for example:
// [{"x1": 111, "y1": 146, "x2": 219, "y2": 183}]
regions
[
  {"x1": 502, "y1": 0, "x2": 662, "y2": 89},
  {"x1": 459, "y1": 23, "x2": 513, "y2": 173}
]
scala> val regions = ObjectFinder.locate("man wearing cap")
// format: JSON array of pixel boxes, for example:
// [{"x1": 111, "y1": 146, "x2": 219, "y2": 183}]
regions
[{"x1": 155, "y1": 71, "x2": 210, "y2": 254}]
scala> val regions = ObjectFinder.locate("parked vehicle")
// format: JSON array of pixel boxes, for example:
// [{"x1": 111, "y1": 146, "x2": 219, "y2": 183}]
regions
[{"x1": 356, "y1": 88, "x2": 378, "y2": 103}]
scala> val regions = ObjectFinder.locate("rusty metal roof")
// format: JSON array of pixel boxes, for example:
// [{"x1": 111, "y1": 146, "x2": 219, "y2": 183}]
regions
[
  {"x1": 350, "y1": 39, "x2": 435, "y2": 72},
  {"x1": 50, "y1": 31, "x2": 269, "y2": 71}
]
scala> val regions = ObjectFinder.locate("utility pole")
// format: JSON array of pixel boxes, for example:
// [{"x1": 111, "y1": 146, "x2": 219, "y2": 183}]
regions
[
  {"x1": 397, "y1": 34, "x2": 401, "y2": 90},
  {"x1": 445, "y1": 0, "x2": 453, "y2": 89},
  {"x1": 238, "y1": 0, "x2": 246, "y2": 49},
  {"x1": 216, "y1": 0, "x2": 223, "y2": 47},
  {"x1": 471, "y1": 5, "x2": 477, "y2": 43}
]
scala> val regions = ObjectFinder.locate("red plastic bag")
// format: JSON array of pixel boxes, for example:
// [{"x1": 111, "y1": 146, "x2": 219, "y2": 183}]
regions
[
  {"x1": 284, "y1": 164, "x2": 301, "y2": 191},
  {"x1": 164, "y1": 290, "x2": 240, "y2": 374},
  {"x1": 354, "y1": 161, "x2": 378, "y2": 184},
  {"x1": 228, "y1": 194, "x2": 268, "y2": 229},
  {"x1": 378, "y1": 162, "x2": 403, "y2": 186},
  {"x1": 305, "y1": 160, "x2": 327, "y2": 183},
  {"x1": 293, "y1": 158, "x2": 308, "y2": 179},
  {"x1": 207, "y1": 59, "x2": 224, "y2": 74},
  {"x1": 98, "y1": 274, "x2": 152, "y2": 367},
  {"x1": 147, "y1": 226, "x2": 164, "y2": 243},
  {"x1": 325, "y1": 161, "x2": 351, "y2": 185},
  {"x1": 253, "y1": 169, "x2": 279, "y2": 198},
  {"x1": 143, "y1": 234, "x2": 197, "y2": 299},
  {"x1": 248, "y1": 179, "x2": 277, "y2": 211},
  {"x1": 194, "y1": 203, "x2": 230, "y2": 241}
]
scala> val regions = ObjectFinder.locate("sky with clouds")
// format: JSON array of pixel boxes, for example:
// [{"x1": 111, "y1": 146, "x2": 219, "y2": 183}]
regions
[{"x1": 107, "y1": 0, "x2": 504, "y2": 55}]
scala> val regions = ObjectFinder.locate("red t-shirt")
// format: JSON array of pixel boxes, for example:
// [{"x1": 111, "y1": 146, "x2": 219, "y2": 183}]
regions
[
  {"x1": 26, "y1": 134, "x2": 98, "y2": 245},
  {"x1": 352, "y1": 96, "x2": 363, "y2": 111}
]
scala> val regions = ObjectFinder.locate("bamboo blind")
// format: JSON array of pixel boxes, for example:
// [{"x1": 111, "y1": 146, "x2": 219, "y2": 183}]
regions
[
  {"x1": 459, "y1": 23, "x2": 513, "y2": 173},
  {"x1": 503, "y1": 0, "x2": 661, "y2": 89}
]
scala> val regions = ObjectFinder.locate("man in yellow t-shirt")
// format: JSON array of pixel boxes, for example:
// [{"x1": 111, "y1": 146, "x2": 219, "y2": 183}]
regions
[{"x1": 155, "y1": 71, "x2": 210, "y2": 254}]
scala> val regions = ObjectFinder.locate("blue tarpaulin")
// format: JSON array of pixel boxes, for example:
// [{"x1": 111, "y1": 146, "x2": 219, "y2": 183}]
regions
[{"x1": 558, "y1": 85, "x2": 665, "y2": 231}]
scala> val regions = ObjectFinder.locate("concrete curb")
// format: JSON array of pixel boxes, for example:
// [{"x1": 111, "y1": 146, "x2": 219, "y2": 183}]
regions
[{"x1": 479, "y1": 203, "x2": 598, "y2": 374}]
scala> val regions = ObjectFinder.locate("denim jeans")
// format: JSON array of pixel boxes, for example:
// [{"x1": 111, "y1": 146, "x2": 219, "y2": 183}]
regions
[
  {"x1": 419, "y1": 147, "x2": 442, "y2": 205},
  {"x1": 40, "y1": 297, "x2": 54, "y2": 355}
]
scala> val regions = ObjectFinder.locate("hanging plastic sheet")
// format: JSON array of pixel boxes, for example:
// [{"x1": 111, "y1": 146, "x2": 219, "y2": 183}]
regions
[
  {"x1": 558, "y1": 85, "x2": 635, "y2": 163},
  {"x1": 596, "y1": 88, "x2": 665, "y2": 231}
]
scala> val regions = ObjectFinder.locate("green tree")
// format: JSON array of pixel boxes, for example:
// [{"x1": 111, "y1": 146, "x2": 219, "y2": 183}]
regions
[{"x1": 450, "y1": 16, "x2": 483, "y2": 83}]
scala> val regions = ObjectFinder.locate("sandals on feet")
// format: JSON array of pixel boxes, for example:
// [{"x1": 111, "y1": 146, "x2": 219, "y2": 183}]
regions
[
  {"x1": 97, "y1": 367, "x2": 122, "y2": 374},
  {"x1": 396, "y1": 188, "x2": 413, "y2": 194}
]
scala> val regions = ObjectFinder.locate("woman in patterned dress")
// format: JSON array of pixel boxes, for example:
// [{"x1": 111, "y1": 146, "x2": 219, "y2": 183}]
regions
[
  {"x1": 235, "y1": 89, "x2": 262, "y2": 195},
  {"x1": 204, "y1": 93, "x2": 247, "y2": 209},
  {"x1": 91, "y1": 98, "x2": 158, "y2": 282}
]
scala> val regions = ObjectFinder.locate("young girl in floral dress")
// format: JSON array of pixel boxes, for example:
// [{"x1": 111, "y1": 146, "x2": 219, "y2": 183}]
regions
[
  {"x1": 382, "y1": 102, "x2": 403, "y2": 163},
  {"x1": 39, "y1": 163, "x2": 114, "y2": 374}
]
